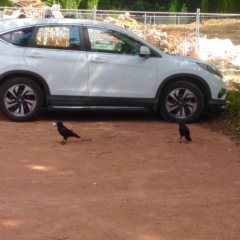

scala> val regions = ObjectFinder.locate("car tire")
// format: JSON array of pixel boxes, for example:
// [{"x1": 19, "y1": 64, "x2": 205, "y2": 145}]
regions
[
  {"x1": 159, "y1": 81, "x2": 204, "y2": 123},
  {"x1": 0, "y1": 77, "x2": 43, "y2": 122}
]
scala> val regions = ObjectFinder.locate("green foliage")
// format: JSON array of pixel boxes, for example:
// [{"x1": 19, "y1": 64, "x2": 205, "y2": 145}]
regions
[
  {"x1": 223, "y1": 89, "x2": 240, "y2": 138},
  {"x1": 130, "y1": 0, "x2": 151, "y2": 11},
  {"x1": 169, "y1": 0, "x2": 178, "y2": 12},
  {"x1": 226, "y1": 89, "x2": 240, "y2": 118},
  {"x1": 0, "y1": 0, "x2": 14, "y2": 6},
  {"x1": 111, "y1": 5, "x2": 126, "y2": 10},
  {"x1": 2, "y1": 0, "x2": 240, "y2": 13},
  {"x1": 206, "y1": 86, "x2": 240, "y2": 142},
  {"x1": 181, "y1": 3, "x2": 187, "y2": 12},
  {"x1": 180, "y1": 3, "x2": 188, "y2": 23},
  {"x1": 43, "y1": 0, "x2": 81, "y2": 8},
  {"x1": 153, "y1": 3, "x2": 163, "y2": 11},
  {"x1": 87, "y1": 0, "x2": 99, "y2": 9},
  {"x1": 79, "y1": 0, "x2": 88, "y2": 9},
  {"x1": 201, "y1": 0, "x2": 208, "y2": 12}
]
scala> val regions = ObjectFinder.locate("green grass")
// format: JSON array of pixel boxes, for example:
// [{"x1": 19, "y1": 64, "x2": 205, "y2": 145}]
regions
[
  {"x1": 226, "y1": 91, "x2": 240, "y2": 118},
  {"x1": 199, "y1": 81, "x2": 240, "y2": 144}
]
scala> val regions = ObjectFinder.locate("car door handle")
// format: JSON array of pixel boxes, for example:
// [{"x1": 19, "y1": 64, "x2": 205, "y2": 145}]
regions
[
  {"x1": 26, "y1": 54, "x2": 43, "y2": 58},
  {"x1": 90, "y1": 58, "x2": 106, "y2": 63}
]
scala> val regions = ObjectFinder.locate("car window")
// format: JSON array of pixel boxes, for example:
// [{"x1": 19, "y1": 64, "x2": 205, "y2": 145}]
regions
[
  {"x1": 86, "y1": 27, "x2": 141, "y2": 55},
  {"x1": 35, "y1": 25, "x2": 80, "y2": 50},
  {"x1": 0, "y1": 28, "x2": 33, "y2": 47}
]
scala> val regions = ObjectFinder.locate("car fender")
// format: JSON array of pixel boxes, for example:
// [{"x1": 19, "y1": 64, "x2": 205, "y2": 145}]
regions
[
  {"x1": 0, "y1": 70, "x2": 51, "y2": 102},
  {"x1": 154, "y1": 73, "x2": 212, "y2": 109}
]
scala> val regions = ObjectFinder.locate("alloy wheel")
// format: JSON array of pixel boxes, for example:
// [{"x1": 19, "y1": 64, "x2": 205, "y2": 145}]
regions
[
  {"x1": 165, "y1": 88, "x2": 197, "y2": 119},
  {"x1": 4, "y1": 84, "x2": 37, "y2": 116}
]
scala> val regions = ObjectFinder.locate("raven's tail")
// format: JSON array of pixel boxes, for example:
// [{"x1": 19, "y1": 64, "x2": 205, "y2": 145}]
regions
[
  {"x1": 73, "y1": 133, "x2": 81, "y2": 138},
  {"x1": 186, "y1": 136, "x2": 192, "y2": 141}
]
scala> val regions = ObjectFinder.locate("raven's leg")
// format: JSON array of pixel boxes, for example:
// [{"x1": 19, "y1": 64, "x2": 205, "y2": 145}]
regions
[
  {"x1": 185, "y1": 136, "x2": 189, "y2": 143},
  {"x1": 179, "y1": 136, "x2": 182, "y2": 143}
]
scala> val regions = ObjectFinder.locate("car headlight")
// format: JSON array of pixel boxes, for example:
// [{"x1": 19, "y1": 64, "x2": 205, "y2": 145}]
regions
[{"x1": 197, "y1": 63, "x2": 223, "y2": 78}]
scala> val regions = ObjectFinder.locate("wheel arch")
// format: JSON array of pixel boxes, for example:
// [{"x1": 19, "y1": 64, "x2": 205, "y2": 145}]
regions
[
  {"x1": 0, "y1": 70, "x2": 50, "y2": 107},
  {"x1": 154, "y1": 74, "x2": 211, "y2": 111}
]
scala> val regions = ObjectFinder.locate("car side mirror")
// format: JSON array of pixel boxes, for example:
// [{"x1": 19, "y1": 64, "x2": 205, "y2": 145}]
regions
[{"x1": 140, "y1": 46, "x2": 150, "y2": 57}]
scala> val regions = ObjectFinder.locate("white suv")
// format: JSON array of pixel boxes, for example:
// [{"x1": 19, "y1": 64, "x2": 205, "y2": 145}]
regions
[{"x1": 0, "y1": 18, "x2": 227, "y2": 123}]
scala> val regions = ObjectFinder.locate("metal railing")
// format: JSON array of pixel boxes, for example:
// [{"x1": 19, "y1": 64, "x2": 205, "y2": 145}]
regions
[{"x1": 1, "y1": 6, "x2": 240, "y2": 72}]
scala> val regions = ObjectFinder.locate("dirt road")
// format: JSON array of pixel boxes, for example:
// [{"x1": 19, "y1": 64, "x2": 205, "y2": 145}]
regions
[{"x1": 0, "y1": 109, "x2": 240, "y2": 240}]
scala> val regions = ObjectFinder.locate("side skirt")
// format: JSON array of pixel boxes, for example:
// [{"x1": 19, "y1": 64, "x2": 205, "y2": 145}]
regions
[{"x1": 46, "y1": 96, "x2": 159, "y2": 111}]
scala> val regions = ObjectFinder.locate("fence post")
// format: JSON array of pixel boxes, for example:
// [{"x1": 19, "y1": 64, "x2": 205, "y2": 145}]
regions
[
  {"x1": 144, "y1": 13, "x2": 146, "y2": 39},
  {"x1": 93, "y1": 5, "x2": 96, "y2": 20},
  {"x1": 195, "y1": 8, "x2": 200, "y2": 58}
]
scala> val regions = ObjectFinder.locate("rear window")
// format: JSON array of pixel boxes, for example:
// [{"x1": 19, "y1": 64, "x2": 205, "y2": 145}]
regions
[
  {"x1": 0, "y1": 28, "x2": 33, "y2": 47},
  {"x1": 34, "y1": 25, "x2": 81, "y2": 50}
]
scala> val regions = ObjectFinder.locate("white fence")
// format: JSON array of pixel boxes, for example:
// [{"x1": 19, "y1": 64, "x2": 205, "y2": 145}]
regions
[{"x1": 1, "y1": 7, "x2": 240, "y2": 72}]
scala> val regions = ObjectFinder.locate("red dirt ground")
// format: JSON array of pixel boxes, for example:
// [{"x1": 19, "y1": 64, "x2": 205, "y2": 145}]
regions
[{"x1": 0, "y1": 109, "x2": 240, "y2": 240}]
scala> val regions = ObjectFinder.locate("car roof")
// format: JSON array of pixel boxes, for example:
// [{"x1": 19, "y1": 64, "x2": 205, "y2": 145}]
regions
[{"x1": 0, "y1": 18, "x2": 121, "y2": 33}]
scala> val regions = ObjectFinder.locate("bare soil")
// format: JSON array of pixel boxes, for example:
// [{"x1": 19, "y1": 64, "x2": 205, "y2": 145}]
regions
[{"x1": 0, "y1": 109, "x2": 240, "y2": 240}]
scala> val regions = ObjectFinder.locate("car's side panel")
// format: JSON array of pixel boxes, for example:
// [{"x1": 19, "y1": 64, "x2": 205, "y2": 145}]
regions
[
  {"x1": 87, "y1": 52, "x2": 158, "y2": 98},
  {"x1": 154, "y1": 56, "x2": 227, "y2": 101},
  {"x1": 24, "y1": 24, "x2": 89, "y2": 96},
  {"x1": 82, "y1": 25, "x2": 158, "y2": 99},
  {"x1": 0, "y1": 42, "x2": 27, "y2": 73},
  {"x1": 24, "y1": 48, "x2": 89, "y2": 96}
]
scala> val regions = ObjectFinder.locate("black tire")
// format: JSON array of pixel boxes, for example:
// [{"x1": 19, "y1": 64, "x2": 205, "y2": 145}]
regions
[
  {"x1": 0, "y1": 77, "x2": 43, "y2": 122},
  {"x1": 159, "y1": 81, "x2": 204, "y2": 123}
]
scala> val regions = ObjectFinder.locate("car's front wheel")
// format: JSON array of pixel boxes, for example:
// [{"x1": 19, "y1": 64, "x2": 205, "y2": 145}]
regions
[
  {"x1": 159, "y1": 81, "x2": 204, "y2": 123},
  {"x1": 0, "y1": 77, "x2": 43, "y2": 122}
]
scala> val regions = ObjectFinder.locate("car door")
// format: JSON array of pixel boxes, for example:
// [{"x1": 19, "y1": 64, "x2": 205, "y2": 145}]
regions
[
  {"x1": 84, "y1": 26, "x2": 157, "y2": 99},
  {"x1": 24, "y1": 24, "x2": 88, "y2": 96}
]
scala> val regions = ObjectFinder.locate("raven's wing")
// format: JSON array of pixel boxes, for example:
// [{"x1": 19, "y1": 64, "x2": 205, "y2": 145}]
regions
[
  {"x1": 58, "y1": 125, "x2": 80, "y2": 138},
  {"x1": 58, "y1": 126, "x2": 70, "y2": 137},
  {"x1": 68, "y1": 130, "x2": 80, "y2": 138}
]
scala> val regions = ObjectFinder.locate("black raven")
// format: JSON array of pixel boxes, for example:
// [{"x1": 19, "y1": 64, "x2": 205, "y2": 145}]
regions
[
  {"x1": 179, "y1": 123, "x2": 192, "y2": 143},
  {"x1": 53, "y1": 121, "x2": 80, "y2": 144}
]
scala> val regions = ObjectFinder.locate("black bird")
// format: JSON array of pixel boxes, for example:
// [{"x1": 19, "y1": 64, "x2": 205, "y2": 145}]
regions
[
  {"x1": 178, "y1": 123, "x2": 192, "y2": 143},
  {"x1": 53, "y1": 121, "x2": 80, "y2": 144}
]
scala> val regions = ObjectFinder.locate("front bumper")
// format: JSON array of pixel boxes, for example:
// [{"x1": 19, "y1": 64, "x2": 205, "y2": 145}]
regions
[{"x1": 207, "y1": 99, "x2": 226, "y2": 110}]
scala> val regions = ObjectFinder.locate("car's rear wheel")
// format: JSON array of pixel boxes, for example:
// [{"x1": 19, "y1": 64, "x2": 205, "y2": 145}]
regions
[
  {"x1": 159, "y1": 81, "x2": 204, "y2": 123},
  {"x1": 0, "y1": 77, "x2": 43, "y2": 122}
]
